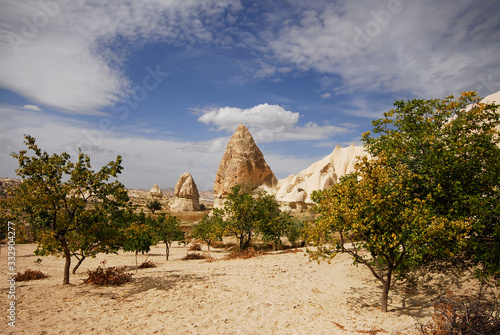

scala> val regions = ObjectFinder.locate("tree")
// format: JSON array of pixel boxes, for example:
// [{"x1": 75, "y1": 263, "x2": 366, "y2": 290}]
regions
[
  {"x1": 33, "y1": 206, "x2": 129, "y2": 274},
  {"x1": 191, "y1": 209, "x2": 224, "y2": 251},
  {"x1": 122, "y1": 211, "x2": 157, "y2": 271},
  {"x1": 10, "y1": 135, "x2": 129, "y2": 284},
  {"x1": 256, "y1": 192, "x2": 293, "y2": 251},
  {"x1": 223, "y1": 185, "x2": 260, "y2": 253},
  {"x1": 146, "y1": 199, "x2": 162, "y2": 214},
  {"x1": 286, "y1": 216, "x2": 306, "y2": 247},
  {"x1": 309, "y1": 156, "x2": 470, "y2": 312},
  {"x1": 151, "y1": 214, "x2": 185, "y2": 260},
  {"x1": 362, "y1": 92, "x2": 500, "y2": 281}
]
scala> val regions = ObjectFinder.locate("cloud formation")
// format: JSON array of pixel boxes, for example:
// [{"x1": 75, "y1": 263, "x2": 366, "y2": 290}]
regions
[
  {"x1": 0, "y1": 0, "x2": 242, "y2": 113},
  {"x1": 198, "y1": 103, "x2": 353, "y2": 142},
  {"x1": 23, "y1": 104, "x2": 42, "y2": 112},
  {"x1": 265, "y1": 0, "x2": 500, "y2": 97},
  {"x1": 0, "y1": 105, "x2": 225, "y2": 189}
]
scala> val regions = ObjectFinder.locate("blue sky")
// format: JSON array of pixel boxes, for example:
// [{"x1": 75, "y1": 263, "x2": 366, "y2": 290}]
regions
[{"x1": 1, "y1": 0, "x2": 499, "y2": 190}]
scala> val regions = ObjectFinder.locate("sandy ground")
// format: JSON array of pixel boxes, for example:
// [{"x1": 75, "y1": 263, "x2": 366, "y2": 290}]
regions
[{"x1": 0, "y1": 242, "x2": 488, "y2": 335}]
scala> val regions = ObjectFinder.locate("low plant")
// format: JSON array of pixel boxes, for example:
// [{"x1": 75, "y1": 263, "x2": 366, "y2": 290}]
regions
[
  {"x1": 83, "y1": 261, "x2": 133, "y2": 286},
  {"x1": 188, "y1": 243, "x2": 202, "y2": 251},
  {"x1": 224, "y1": 247, "x2": 263, "y2": 260},
  {"x1": 417, "y1": 289, "x2": 500, "y2": 334},
  {"x1": 138, "y1": 259, "x2": 157, "y2": 269},
  {"x1": 15, "y1": 269, "x2": 49, "y2": 281},
  {"x1": 182, "y1": 253, "x2": 209, "y2": 260},
  {"x1": 211, "y1": 241, "x2": 237, "y2": 249}
]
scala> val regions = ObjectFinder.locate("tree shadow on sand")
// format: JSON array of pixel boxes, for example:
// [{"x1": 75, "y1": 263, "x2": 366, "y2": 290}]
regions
[
  {"x1": 346, "y1": 255, "x2": 482, "y2": 320},
  {"x1": 79, "y1": 271, "x2": 207, "y2": 300}
]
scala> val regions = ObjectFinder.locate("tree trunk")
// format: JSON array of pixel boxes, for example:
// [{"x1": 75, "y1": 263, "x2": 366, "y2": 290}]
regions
[
  {"x1": 381, "y1": 267, "x2": 393, "y2": 312},
  {"x1": 207, "y1": 241, "x2": 211, "y2": 252},
  {"x1": 135, "y1": 250, "x2": 138, "y2": 273},
  {"x1": 165, "y1": 242, "x2": 170, "y2": 261},
  {"x1": 239, "y1": 237, "x2": 244, "y2": 254},
  {"x1": 58, "y1": 235, "x2": 71, "y2": 285},
  {"x1": 72, "y1": 254, "x2": 85, "y2": 274},
  {"x1": 242, "y1": 231, "x2": 252, "y2": 251}
]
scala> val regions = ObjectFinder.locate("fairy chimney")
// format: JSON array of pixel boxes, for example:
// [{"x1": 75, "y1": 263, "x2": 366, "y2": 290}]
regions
[
  {"x1": 170, "y1": 172, "x2": 201, "y2": 211},
  {"x1": 213, "y1": 123, "x2": 277, "y2": 206},
  {"x1": 149, "y1": 184, "x2": 163, "y2": 198}
]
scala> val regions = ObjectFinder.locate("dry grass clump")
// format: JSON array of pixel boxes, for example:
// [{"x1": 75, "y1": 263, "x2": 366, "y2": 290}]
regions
[
  {"x1": 224, "y1": 247, "x2": 263, "y2": 260},
  {"x1": 182, "y1": 253, "x2": 209, "y2": 260},
  {"x1": 15, "y1": 269, "x2": 49, "y2": 281},
  {"x1": 188, "y1": 243, "x2": 202, "y2": 251},
  {"x1": 211, "y1": 241, "x2": 237, "y2": 249},
  {"x1": 137, "y1": 259, "x2": 157, "y2": 269},
  {"x1": 83, "y1": 261, "x2": 133, "y2": 286},
  {"x1": 284, "y1": 247, "x2": 302, "y2": 254},
  {"x1": 416, "y1": 289, "x2": 500, "y2": 334}
]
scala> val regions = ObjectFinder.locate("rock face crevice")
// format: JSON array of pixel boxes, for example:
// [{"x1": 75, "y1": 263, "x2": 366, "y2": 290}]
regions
[
  {"x1": 170, "y1": 172, "x2": 201, "y2": 211},
  {"x1": 213, "y1": 123, "x2": 277, "y2": 206}
]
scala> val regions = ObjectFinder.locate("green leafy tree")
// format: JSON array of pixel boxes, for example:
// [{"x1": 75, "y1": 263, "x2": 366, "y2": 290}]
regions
[
  {"x1": 362, "y1": 92, "x2": 500, "y2": 281},
  {"x1": 151, "y1": 214, "x2": 185, "y2": 260},
  {"x1": 191, "y1": 209, "x2": 224, "y2": 251},
  {"x1": 256, "y1": 192, "x2": 292, "y2": 251},
  {"x1": 122, "y1": 211, "x2": 157, "y2": 271},
  {"x1": 286, "y1": 216, "x2": 306, "y2": 247},
  {"x1": 146, "y1": 199, "x2": 162, "y2": 214},
  {"x1": 222, "y1": 185, "x2": 291, "y2": 253},
  {"x1": 223, "y1": 185, "x2": 260, "y2": 253},
  {"x1": 10, "y1": 135, "x2": 129, "y2": 284},
  {"x1": 309, "y1": 156, "x2": 470, "y2": 312},
  {"x1": 33, "y1": 206, "x2": 129, "y2": 274}
]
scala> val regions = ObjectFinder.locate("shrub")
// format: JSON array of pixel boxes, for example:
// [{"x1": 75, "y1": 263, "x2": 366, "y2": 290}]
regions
[
  {"x1": 83, "y1": 261, "x2": 133, "y2": 285},
  {"x1": 211, "y1": 241, "x2": 237, "y2": 249},
  {"x1": 182, "y1": 253, "x2": 208, "y2": 260},
  {"x1": 224, "y1": 247, "x2": 263, "y2": 260},
  {"x1": 188, "y1": 243, "x2": 202, "y2": 251},
  {"x1": 138, "y1": 259, "x2": 156, "y2": 269},
  {"x1": 417, "y1": 289, "x2": 500, "y2": 334},
  {"x1": 146, "y1": 199, "x2": 162, "y2": 213},
  {"x1": 15, "y1": 269, "x2": 49, "y2": 281}
]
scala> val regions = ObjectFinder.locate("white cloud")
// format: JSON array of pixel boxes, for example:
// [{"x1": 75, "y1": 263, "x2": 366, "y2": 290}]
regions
[
  {"x1": 0, "y1": 104, "x2": 352, "y2": 190},
  {"x1": 265, "y1": 0, "x2": 500, "y2": 98},
  {"x1": 198, "y1": 103, "x2": 353, "y2": 142},
  {"x1": 321, "y1": 93, "x2": 331, "y2": 99},
  {"x1": 0, "y1": 105, "x2": 225, "y2": 190},
  {"x1": 23, "y1": 104, "x2": 42, "y2": 111},
  {"x1": 0, "y1": 0, "x2": 242, "y2": 113}
]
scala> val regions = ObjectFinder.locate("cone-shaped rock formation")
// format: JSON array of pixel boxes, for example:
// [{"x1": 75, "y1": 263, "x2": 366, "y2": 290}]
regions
[
  {"x1": 214, "y1": 123, "x2": 277, "y2": 205},
  {"x1": 170, "y1": 172, "x2": 201, "y2": 211}
]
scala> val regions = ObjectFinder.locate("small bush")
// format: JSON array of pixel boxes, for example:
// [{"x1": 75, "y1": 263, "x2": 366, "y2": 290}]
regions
[
  {"x1": 211, "y1": 241, "x2": 237, "y2": 249},
  {"x1": 224, "y1": 247, "x2": 263, "y2": 260},
  {"x1": 182, "y1": 253, "x2": 209, "y2": 260},
  {"x1": 138, "y1": 259, "x2": 156, "y2": 269},
  {"x1": 83, "y1": 261, "x2": 133, "y2": 286},
  {"x1": 15, "y1": 269, "x2": 49, "y2": 281},
  {"x1": 417, "y1": 289, "x2": 500, "y2": 334},
  {"x1": 188, "y1": 243, "x2": 202, "y2": 251}
]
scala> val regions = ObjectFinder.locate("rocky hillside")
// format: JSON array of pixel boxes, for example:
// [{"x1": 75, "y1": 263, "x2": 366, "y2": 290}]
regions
[{"x1": 0, "y1": 178, "x2": 22, "y2": 199}]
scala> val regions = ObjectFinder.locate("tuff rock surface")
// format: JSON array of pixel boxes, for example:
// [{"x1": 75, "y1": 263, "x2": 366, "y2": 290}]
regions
[{"x1": 213, "y1": 123, "x2": 277, "y2": 206}]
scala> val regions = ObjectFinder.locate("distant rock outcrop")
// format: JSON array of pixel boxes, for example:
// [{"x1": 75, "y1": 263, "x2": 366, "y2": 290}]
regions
[
  {"x1": 213, "y1": 123, "x2": 277, "y2": 206},
  {"x1": 272, "y1": 144, "x2": 366, "y2": 212},
  {"x1": 149, "y1": 184, "x2": 163, "y2": 198},
  {"x1": 170, "y1": 172, "x2": 201, "y2": 212},
  {"x1": 0, "y1": 178, "x2": 22, "y2": 199}
]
